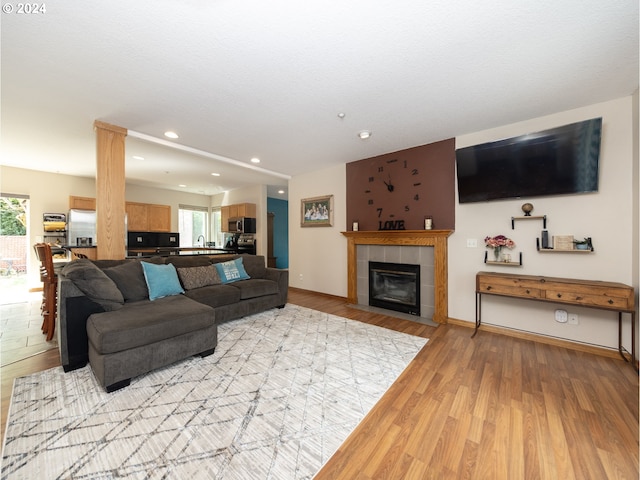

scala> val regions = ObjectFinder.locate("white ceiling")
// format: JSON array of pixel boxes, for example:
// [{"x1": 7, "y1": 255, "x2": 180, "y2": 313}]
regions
[{"x1": 1, "y1": 1, "x2": 638, "y2": 198}]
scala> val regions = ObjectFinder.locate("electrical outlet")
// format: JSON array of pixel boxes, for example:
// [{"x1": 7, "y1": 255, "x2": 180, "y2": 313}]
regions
[
  {"x1": 466, "y1": 238, "x2": 477, "y2": 248},
  {"x1": 555, "y1": 309, "x2": 568, "y2": 323},
  {"x1": 568, "y1": 313, "x2": 579, "y2": 325},
  {"x1": 299, "y1": 274, "x2": 303, "y2": 282}
]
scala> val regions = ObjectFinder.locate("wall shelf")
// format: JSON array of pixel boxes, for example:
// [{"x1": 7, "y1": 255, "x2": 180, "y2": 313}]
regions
[
  {"x1": 536, "y1": 238, "x2": 594, "y2": 253},
  {"x1": 511, "y1": 215, "x2": 546, "y2": 229},
  {"x1": 484, "y1": 251, "x2": 522, "y2": 266},
  {"x1": 537, "y1": 248, "x2": 594, "y2": 254}
]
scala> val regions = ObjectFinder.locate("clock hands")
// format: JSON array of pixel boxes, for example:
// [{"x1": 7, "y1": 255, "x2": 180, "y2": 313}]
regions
[{"x1": 383, "y1": 175, "x2": 394, "y2": 192}]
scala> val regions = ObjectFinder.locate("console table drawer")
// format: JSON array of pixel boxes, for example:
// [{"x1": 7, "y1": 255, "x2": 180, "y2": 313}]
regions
[
  {"x1": 544, "y1": 288, "x2": 632, "y2": 310},
  {"x1": 478, "y1": 280, "x2": 541, "y2": 299}
]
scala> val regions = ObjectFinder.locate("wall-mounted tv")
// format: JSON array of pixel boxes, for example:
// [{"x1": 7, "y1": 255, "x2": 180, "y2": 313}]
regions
[{"x1": 455, "y1": 117, "x2": 602, "y2": 203}]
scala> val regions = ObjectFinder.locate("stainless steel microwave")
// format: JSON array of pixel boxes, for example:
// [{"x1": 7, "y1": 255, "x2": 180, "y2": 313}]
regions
[{"x1": 228, "y1": 217, "x2": 256, "y2": 233}]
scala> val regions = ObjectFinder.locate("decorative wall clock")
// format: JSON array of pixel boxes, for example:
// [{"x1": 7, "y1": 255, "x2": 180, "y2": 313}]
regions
[
  {"x1": 364, "y1": 157, "x2": 424, "y2": 230},
  {"x1": 345, "y1": 139, "x2": 456, "y2": 231}
]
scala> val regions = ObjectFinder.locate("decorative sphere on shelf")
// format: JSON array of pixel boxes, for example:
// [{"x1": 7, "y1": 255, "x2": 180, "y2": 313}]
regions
[{"x1": 521, "y1": 203, "x2": 534, "y2": 216}]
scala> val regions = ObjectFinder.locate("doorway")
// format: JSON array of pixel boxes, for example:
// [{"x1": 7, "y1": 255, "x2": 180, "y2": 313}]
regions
[{"x1": 0, "y1": 194, "x2": 29, "y2": 305}]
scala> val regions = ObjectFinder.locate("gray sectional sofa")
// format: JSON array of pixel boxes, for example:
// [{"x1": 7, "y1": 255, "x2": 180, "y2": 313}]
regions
[{"x1": 57, "y1": 254, "x2": 288, "y2": 392}]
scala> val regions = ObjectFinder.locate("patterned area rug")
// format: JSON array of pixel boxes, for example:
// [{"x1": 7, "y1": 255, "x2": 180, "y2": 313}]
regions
[{"x1": 1, "y1": 304, "x2": 427, "y2": 479}]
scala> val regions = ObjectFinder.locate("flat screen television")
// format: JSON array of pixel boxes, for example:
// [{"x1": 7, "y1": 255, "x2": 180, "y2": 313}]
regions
[{"x1": 455, "y1": 117, "x2": 602, "y2": 203}]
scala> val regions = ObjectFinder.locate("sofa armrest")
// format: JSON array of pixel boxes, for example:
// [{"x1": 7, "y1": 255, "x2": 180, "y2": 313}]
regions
[
  {"x1": 265, "y1": 267, "x2": 288, "y2": 305},
  {"x1": 58, "y1": 275, "x2": 105, "y2": 371}
]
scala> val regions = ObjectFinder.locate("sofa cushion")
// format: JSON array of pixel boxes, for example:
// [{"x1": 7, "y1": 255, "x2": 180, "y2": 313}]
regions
[
  {"x1": 214, "y1": 258, "x2": 250, "y2": 284},
  {"x1": 141, "y1": 262, "x2": 184, "y2": 300},
  {"x1": 236, "y1": 254, "x2": 267, "y2": 279},
  {"x1": 177, "y1": 264, "x2": 221, "y2": 290},
  {"x1": 103, "y1": 261, "x2": 149, "y2": 302},
  {"x1": 183, "y1": 284, "x2": 241, "y2": 308},
  {"x1": 231, "y1": 278, "x2": 279, "y2": 300},
  {"x1": 86, "y1": 295, "x2": 215, "y2": 354},
  {"x1": 61, "y1": 259, "x2": 124, "y2": 311}
]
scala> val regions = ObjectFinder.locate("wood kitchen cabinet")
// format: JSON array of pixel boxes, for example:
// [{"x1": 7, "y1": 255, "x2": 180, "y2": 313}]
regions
[
  {"x1": 237, "y1": 203, "x2": 256, "y2": 217},
  {"x1": 69, "y1": 196, "x2": 96, "y2": 210},
  {"x1": 147, "y1": 204, "x2": 171, "y2": 231},
  {"x1": 125, "y1": 202, "x2": 171, "y2": 232},
  {"x1": 221, "y1": 203, "x2": 256, "y2": 231}
]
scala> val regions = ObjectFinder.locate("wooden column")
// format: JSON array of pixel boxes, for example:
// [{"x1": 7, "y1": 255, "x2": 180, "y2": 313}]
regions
[
  {"x1": 341, "y1": 230, "x2": 453, "y2": 324},
  {"x1": 94, "y1": 121, "x2": 127, "y2": 260}
]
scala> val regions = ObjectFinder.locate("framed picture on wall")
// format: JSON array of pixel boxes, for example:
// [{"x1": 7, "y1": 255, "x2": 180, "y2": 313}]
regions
[{"x1": 301, "y1": 195, "x2": 333, "y2": 227}]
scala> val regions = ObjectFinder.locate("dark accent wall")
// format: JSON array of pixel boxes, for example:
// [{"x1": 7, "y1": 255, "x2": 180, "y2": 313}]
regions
[
  {"x1": 346, "y1": 139, "x2": 456, "y2": 231},
  {"x1": 267, "y1": 197, "x2": 289, "y2": 268}
]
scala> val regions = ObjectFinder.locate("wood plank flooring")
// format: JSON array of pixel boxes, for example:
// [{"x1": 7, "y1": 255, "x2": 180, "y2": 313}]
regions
[{"x1": 2, "y1": 287, "x2": 638, "y2": 479}]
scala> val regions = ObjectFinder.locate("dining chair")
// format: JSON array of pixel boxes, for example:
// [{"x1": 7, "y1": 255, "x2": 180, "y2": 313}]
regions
[{"x1": 34, "y1": 243, "x2": 58, "y2": 341}]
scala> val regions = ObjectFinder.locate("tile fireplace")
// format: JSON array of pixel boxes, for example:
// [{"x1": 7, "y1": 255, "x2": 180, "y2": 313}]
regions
[{"x1": 342, "y1": 230, "x2": 452, "y2": 324}]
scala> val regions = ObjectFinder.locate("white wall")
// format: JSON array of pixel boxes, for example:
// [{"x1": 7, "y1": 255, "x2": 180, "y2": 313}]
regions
[
  {"x1": 288, "y1": 164, "x2": 347, "y2": 296},
  {"x1": 451, "y1": 96, "x2": 636, "y2": 350}
]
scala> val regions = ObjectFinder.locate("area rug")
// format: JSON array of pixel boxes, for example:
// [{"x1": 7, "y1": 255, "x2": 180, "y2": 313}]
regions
[{"x1": 1, "y1": 304, "x2": 427, "y2": 479}]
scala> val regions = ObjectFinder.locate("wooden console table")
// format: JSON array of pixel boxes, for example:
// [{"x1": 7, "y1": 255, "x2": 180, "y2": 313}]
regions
[{"x1": 475, "y1": 271, "x2": 637, "y2": 370}]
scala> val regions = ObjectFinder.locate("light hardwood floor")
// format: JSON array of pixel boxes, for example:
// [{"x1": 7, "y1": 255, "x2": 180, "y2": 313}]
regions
[{"x1": 2, "y1": 288, "x2": 638, "y2": 479}]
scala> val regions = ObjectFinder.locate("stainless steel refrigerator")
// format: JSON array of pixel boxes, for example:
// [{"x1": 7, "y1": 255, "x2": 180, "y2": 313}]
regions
[{"x1": 67, "y1": 209, "x2": 128, "y2": 246}]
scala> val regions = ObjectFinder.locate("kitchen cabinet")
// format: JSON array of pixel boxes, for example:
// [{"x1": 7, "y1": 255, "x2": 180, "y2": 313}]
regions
[
  {"x1": 221, "y1": 203, "x2": 256, "y2": 231},
  {"x1": 237, "y1": 203, "x2": 256, "y2": 217},
  {"x1": 221, "y1": 206, "x2": 230, "y2": 228},
  {"x1": 125, "y1": 202, "x2": 171, "y2": 232},
  {"x1": 69, "y1": 196, "x2": 96, "y2": 210},
  {"x1": 147, "y1": 204, "x2": 171, "y2": 231}
]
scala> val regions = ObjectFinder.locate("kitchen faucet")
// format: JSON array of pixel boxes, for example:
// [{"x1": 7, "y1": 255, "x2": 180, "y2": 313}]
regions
[{"x1": 197, "y1": 235, "x2": 205, "y2": 247}]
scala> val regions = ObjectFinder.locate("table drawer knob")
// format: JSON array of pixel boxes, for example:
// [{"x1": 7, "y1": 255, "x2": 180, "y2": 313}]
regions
[
  {"x1": 608, "y1": 299, "x2": 614, "y2": 304},
  {"x1": 557, "y1": 293, "x2": 562, "y2": 298},
  {"x1": 525, "y1": 290, "x2": 530, "y2": 294},
  {"x1": 486, "y1": 286, "x2": 492, "y2": 291}
]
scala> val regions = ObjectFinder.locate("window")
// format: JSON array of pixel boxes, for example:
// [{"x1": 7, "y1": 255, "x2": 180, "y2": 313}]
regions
[
  {"x1": 178, "y1": 205, "x2": 209, "y2": 247},
  {"x1": 211, "y1": 207, "x2": 223, "y2": 248}
]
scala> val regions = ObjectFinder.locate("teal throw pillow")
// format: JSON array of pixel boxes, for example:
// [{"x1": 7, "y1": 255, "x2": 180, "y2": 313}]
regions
[
  {"x1": 141, "y1": 262, "x2": 185, "y2": 300},
  {"x1": 214, "y1": 258, "x2": 250, "y2": 284}
]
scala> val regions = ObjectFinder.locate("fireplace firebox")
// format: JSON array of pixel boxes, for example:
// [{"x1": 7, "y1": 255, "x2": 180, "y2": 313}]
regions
[{"x1": 369, "y1": 261, "x2": 420, "y2": 316}]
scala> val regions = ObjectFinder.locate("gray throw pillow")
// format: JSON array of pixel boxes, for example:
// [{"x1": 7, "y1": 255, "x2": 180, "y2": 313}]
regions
[
  {"x1": 177, "y1": 264, "x2": 222, "y2": 290},
  {"x1": 61, "y1": 259, "x2": 124, "y2": 311},
  {"x1": 103, "y1": 261, "x2": 149, "y2": 302}
]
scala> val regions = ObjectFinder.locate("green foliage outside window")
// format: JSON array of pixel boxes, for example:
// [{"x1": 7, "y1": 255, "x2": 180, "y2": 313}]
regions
[{"x1": 1, "y1": 197, "x2": 27, "y2": 236}]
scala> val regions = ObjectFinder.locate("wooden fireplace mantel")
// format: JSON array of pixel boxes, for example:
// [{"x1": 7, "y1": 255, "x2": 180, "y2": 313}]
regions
[{"x1": 341, "y1": 230, "x2": 453, "y2": 324}]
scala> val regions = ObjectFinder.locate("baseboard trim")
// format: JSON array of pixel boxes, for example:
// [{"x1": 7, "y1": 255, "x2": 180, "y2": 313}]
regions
[
  {"x1": 447, "y1": 317, "x2": 622, "y2": 360},
  {"x1": 288, "y1": 287, "x2": 347, "y2": 302}
]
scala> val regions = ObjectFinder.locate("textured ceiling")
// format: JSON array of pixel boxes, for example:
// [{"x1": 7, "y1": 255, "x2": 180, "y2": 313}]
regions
[{"x1": 1, "y1": 1, "x2": 638, "y2": 197}]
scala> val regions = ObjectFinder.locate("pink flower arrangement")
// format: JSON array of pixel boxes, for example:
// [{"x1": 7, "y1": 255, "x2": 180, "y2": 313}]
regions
[{"x1": 484, "y1": 235, "x2": 515, "y2": 249}]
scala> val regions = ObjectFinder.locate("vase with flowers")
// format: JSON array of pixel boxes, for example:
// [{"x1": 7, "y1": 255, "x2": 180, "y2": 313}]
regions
[{"x1": 485, "y1": 234, "x2": 516, "y2": 262}]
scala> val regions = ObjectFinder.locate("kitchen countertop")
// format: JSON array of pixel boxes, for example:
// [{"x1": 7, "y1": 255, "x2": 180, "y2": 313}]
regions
[{"x1": 126, "y1": 247, "x2": 238, "y2": 258}]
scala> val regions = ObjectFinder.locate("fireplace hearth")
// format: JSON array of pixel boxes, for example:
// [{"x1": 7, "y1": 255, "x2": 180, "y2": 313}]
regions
[{"x1": 369, "y1": 261, "x2": 420, "y2": 316}]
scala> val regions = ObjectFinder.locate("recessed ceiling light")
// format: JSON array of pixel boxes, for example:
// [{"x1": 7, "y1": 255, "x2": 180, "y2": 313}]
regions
[
  {"x1": 278, "y1": 190, "x2": 285, "y2": 194},
  {"x1": 211, "y1": 172, "x2": 220, "y2": 176},
  {"x1": 132, "y1": 155, "x2": 144, "y2": 160},
  {"x1": 337, "y1": 112, "x2": 346, "y2": 119},
  {"x1": 179, "y1": 184, "x2": 187, "y2": 188},
  {"x1": 358, "y1": 130, "x2": 371, "y2": 140},
  {"x1": 164, "y1": 131, "x2": 179, "y2": 139},
  {"x1": 250, "y1": 158, "x2": 260, "y2": 164}
]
